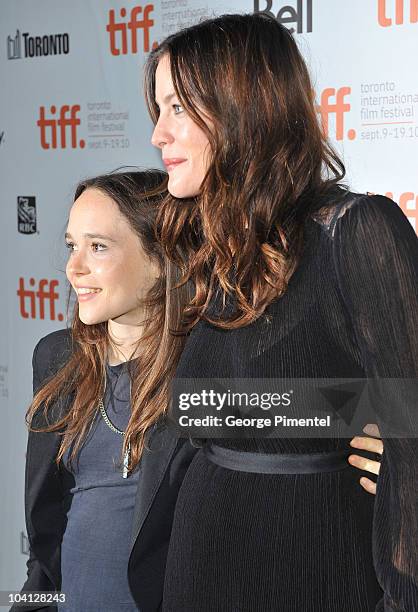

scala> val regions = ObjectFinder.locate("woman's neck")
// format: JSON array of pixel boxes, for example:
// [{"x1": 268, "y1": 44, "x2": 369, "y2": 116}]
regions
[{"x1": 107, "y1": 317, "x2": 146, "y2": 365}]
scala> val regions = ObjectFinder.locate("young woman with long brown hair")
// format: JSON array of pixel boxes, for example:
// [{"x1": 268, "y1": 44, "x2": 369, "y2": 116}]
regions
[
  {"x1": 13, "y1": 170, "x2": 198, "y2": 612},
  {"x1": 145, "y1": 13, "x2": 418, "y2": 612}
]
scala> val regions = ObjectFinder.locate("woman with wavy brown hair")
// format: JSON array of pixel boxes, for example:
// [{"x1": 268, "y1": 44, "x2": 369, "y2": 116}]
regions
[
  {"x1": 13, "y1": 170, "x2": 198, "y2": 612},
  {"x1": 145, "y1": 13, "x2": 418, "y2": 612}
]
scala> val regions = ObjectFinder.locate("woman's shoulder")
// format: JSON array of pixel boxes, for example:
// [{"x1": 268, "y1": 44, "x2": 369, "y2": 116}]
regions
[
  {"x1": 34, "y1": 327, "x2": 72, "y2": 359},
  {"x1": 312, "y1": 186, "x2": 411, "y2": 242},
  {"x1": 33, "y1": 328, "x2": 73, "y2": 382}
]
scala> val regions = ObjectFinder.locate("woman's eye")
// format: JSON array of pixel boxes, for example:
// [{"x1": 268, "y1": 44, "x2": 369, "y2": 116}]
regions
[
  {"x1": 92, "y1": 243, "x2": 106, "y2": 252},
  {"x1": 64, "y1": 242, "x2": 106, "y2": 252},
  {"x1": 173, "y1": 103, "x2": 184, "y2": 115}
]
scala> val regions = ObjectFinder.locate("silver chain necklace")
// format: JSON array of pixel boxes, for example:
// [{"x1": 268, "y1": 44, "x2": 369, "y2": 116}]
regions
[{"x1": 99, "y1": 377, "x2": 131, "y2": 478}]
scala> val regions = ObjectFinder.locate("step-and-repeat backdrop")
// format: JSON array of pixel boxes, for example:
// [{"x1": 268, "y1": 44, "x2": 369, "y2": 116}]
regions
[{"x1": 1, "y1": 0, "x2": 417, "y2": 593}]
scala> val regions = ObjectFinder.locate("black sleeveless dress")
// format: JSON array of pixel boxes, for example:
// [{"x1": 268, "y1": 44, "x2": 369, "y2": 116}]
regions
[{"x1": 162, "y1": 193, "x2": 418, "y2": 612}]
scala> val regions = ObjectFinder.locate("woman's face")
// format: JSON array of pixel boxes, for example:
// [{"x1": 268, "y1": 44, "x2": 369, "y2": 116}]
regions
[
  {"x1": 65, "y1": 188, "x2": 159, "y2": 326},
  {"x1": 151, "y1": 55, "x2": 211, "y2": 198}
]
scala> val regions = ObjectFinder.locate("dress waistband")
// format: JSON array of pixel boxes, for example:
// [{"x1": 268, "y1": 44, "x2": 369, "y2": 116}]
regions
[{"x1": 203, "y1": 444, "x2": 350, "y2": 474}]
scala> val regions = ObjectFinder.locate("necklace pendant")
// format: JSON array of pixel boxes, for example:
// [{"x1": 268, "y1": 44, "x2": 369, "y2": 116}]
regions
[{"x1": 123, "y1": 440, "x2": 131, "y2": 479}]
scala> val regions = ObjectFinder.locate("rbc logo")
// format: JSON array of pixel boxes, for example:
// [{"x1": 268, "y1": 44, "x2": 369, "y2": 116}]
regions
[
  {"x1": 106, "y1": 4, "x2": 155, "y2": 55},
  {"x1": 378, "y1": 0, "x2": 418, "y2": 26},
  {"x1": 37, "y1": 105, "x2": 85, "y2": 150},
  {"x1": 17, "y1": 277, "x2": 63, "y2": 321},
  {"x1": 17, "y1": 197, "x2": 37, "y2": 234},
  {"x1": 316, "y1": 87, "x2": 356, "y2": 141}
]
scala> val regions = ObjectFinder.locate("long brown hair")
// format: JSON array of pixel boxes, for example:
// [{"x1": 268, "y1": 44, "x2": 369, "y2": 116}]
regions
[
  {"x1": 26, "y1": 170, "x2": 191, "y2": 473},
  {"x1": 145, "y1": 13, "x2": 348, "y2": 328}
]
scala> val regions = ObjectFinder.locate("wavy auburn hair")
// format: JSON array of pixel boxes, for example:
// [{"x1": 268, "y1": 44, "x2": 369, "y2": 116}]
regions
[
  {"x1": 145, "y1": 13, "x2": 348, "y2": 328},
  {"x1": 26, "y1": 170, "x2": 191, "y2": 473}
]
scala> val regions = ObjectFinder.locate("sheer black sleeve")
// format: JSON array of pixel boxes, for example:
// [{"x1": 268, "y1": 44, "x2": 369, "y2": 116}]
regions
[{"x1": 332, "y1": 194, "x2": 418, "y2": 611}]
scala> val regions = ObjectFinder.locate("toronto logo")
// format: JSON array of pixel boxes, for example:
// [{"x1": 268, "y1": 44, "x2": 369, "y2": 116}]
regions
[
  {"x1": 7, "y1": 30, "x2": 21, "y2": 59},
  {"x1": 7, "y1": 28, "x2": 70, "y2": 59}
]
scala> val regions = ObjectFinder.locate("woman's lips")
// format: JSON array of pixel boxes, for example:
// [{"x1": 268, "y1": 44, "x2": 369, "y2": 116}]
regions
[
  {"x1": 77, "y1": 289, "x2": 102, "y2": 302},
  {"x1": 163, "y1": 158, "x2": 187, "y2": 172}
]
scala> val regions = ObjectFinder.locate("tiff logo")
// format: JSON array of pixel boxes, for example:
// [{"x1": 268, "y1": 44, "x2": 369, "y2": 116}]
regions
[
  {"x1": 37, "y1": 105, "x2": 85, "y2": 149},
  {"x1": 17, "y1": 196, "x2": 37, "y2": 234},
  {"x1": 107, "y1": 4, "x2": 155, "y2": 55},
  {"x1": 254, "y1": 0, "x2": 313, "y2": 33},
  {"x1": 316, "y1": 87, "x2": 356, "y2": 141},
  {"x1": 17, "y1": 277, "x2": 63, "y2": 321},
  {"x1": 378, "y1": 0, "x2": 418, "y2": 26},
  {"x1": 7, "y1": 29, "x2": 21, "y2": 59}
]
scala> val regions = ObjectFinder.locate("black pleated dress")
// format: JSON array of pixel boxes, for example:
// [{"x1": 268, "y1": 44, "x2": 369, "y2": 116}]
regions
[{"x1": 162, "y1": 192, "x2": 418, "y2": 612}]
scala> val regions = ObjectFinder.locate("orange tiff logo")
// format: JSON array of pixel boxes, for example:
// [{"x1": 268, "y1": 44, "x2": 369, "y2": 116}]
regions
[
  {"x1": 17, "y1": 277, "x2": 63, "y2": 321},
  {"x1": 37, "y1": 105, "x2": 85, "y2": 150},
  {"x1": 107, "y1": 4, "x2": 155, "y2": 55},
  {"x1": 316, "y1": 87, "x2": 356, "y2": 141},
  {"x1": 378, "y1": 0, "x2": 418, "y2": 26}
]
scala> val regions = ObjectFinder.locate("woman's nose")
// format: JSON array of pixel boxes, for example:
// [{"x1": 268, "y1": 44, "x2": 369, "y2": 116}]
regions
[
  {"x1": 151, "y1": 116, "x2": 174, "y2": 148},
  {"x1": 66, "y1": 249, "x2": 90, "y2": 277}
]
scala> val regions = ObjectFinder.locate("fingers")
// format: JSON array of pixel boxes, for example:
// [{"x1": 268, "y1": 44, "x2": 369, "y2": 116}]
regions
[
  {"x1": 359, "y1": 477, "x2": 377, "y2": 495},
  {"x1": 349, "y1": 424, "x2": 382, "y2": 497},
  {"x1": 348, "y1": 453, "x2": 381, "y2": 475},
  {"x1": 350, "y1": 435, "x2": 383, "y2": 455},
  {"x1": 362, "y1": 423, "x2": 381, "y2": 438}
]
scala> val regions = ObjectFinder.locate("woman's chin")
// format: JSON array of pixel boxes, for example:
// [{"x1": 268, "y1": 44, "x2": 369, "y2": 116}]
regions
[
  {"x1": 78, "y1": 310, "x2": 107, "y2": 326},
  {"x1": 167, "y1": 178, "x2": 199, "y2": 199},
  {"x1": 168, "y1": 187, "x2": 188, "y2": 199}
]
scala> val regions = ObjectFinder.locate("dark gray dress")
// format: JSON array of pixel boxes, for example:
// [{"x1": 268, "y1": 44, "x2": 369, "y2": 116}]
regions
[{"x1": 59, "y1": 361, "x2": 140, "y2": 611}]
